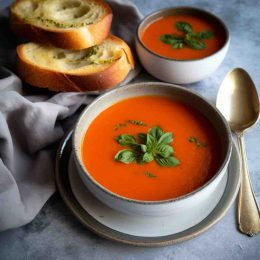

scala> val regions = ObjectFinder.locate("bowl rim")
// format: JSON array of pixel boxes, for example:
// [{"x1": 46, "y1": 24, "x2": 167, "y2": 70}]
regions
[
  {"x1": 72, "y1": 82, "x2": 232, "y2": 205},
  {"x1": 136, "y1": 6, "x2": 230, "y2": 62}
]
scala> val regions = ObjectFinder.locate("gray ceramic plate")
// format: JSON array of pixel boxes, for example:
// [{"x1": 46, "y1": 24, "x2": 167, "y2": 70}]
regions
[{"x1": 55, "y1": 131, "x2": 240, "y2": 247}]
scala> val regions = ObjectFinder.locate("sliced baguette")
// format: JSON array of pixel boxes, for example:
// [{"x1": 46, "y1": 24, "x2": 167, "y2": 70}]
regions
[
  {"x1": 16, "y1": 35, "x2": 135, "y2": 92},
  {"x1": 10, "y1": 0, "x2": 112, "y2": 50}
]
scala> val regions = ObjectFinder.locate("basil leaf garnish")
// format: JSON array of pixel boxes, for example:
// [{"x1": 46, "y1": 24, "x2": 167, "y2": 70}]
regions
[
  {"x1": 149, "y1": 126, "x2": 164, "y2": 140},
  {"x1": 197, "y1": 30, "x2": 214, "y2": 39},
  {"x1": 155, "y1": 144, "x2": 173, "y2": 158},
  {"x1": 160, "y1": 34, "x2": 183, "y2": 45},
  {"x1": 146, "y1": 133, "x2": 157, "y2": 153},
  {"x1": 115, "y1": 134, "x2": 136, "y2": 146},
  {"x1": 142, "y1": 153, "x2": 154, "y2": 163},
  {"x1": 114, "y1": 150, "x2": 137, "y2": 164},
  {"x1": 185, "y1": 37, "x2": 206, "y2": 50},
  {"x1": 157, "y1": 132, "x2": 173, "y2": 145},
  {"x1": 176, "y1": 21, "x2": 193, "y2": 34},
  {"x1": 155, "y1": 156, "x2": 180, "y2": 167}
]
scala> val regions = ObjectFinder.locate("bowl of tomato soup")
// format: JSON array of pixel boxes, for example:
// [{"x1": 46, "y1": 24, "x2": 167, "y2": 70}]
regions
[
  {"x1": 73, "y1": 82, "x2": 232, "y2": 222},
  {"x1": 135, "y1": 7, "x2": 229, "y2": 84}
]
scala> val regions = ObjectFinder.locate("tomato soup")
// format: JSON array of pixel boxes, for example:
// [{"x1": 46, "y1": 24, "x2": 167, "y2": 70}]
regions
[
  {"x1": 141, "y1": 14, "x2": 225, "y2": 60},
  {"x1": 81, "y1": 96, "x2": 221, "y2": 201}
]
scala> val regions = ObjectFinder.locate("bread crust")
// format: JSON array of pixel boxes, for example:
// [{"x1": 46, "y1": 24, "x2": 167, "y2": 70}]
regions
[
  {"x1": 10, "y1": 0, "x2": 113, "y2": 50},
  {"x1": 16, "y1": 35, "x2": 135, "y2": 92}
]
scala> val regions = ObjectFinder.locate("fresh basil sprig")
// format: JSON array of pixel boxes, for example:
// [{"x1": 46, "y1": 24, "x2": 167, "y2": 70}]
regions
[
  {"x1": 114, "y1": 126, "x2": 180, "y2": 167},
  {"x1": 160, "y1": 21, "x2": 214, "y2": 50}
]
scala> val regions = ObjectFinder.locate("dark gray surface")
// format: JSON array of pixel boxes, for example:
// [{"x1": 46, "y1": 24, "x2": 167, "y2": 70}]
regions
[{"x1": 0, "y1": 0, "x2": 260, "y2": 259}]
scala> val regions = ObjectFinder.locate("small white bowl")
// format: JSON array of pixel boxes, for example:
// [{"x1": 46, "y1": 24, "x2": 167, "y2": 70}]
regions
[
  {"x1": 72, "y1": 82, "x2": 232, "y2": 221},
  {"x1": 135, "y1": 7, "x2": 230, "y2": 84}
]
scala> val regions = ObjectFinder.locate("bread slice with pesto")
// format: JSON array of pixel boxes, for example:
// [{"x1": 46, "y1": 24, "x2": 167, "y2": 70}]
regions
[
  {"x1": 16, "y1": 35, "x2": 135, "y2": 92},
  {"x1": 10, "y1": 0, "x2": 113, "y2": 50}
]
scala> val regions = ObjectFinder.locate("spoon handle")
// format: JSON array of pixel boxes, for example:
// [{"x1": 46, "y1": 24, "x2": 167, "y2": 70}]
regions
[{"x1": 237, "y1": 133, "x2": 260, "y2": 236}]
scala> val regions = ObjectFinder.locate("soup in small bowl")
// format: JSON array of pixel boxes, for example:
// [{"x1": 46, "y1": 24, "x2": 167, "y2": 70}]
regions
[
  {"x1": 135, "y1": 7, "x2": 229, "y2": 84},
  {"x1": 73, "y1": 82, "x2": 232, "y2": 222}
]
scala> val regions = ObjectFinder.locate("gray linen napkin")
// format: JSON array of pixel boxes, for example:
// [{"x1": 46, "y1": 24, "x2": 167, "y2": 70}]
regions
[{"x1": 0, "y1": 0, "x2": 142, "y2": 231}]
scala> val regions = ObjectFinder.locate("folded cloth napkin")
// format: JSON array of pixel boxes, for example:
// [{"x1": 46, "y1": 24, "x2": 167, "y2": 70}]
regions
[{"x1": 0, "y1": 0, "x2": 143, "y2": 232}]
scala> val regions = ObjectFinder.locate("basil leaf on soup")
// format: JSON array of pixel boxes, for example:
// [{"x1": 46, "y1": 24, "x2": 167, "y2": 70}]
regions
[
  {"x1": 185, "y1": 37, "x2": 206, "y2": 50},
  {"x1": 155, "y1": 144, "x2": 174, "y2": 158},
  {"x1": 142, "y1": 152, "x2": 154, "y2": 163},
  {"x1": 160, "y1": 34, "x2": 183, "y2": 45},
  {"x1": 176, "y1": 21, "x2": 193, "y2": 34},
  {"x1": 149, "y1": 126, "x2": 164, "y2": 140},
  {"x1": 157, "y1": 132, "x2": 173, "y2": 145},
  {"x1": 146, "y1": 133, "x2": 157, "y2": 153},
  {"x1": 114, "y1": 149, "x2": 137, "y2": 164},
  {"x1": 155, "y1": 156, "x2": 180, "y2": 167},
  {"x1": 197, "y1": 30, "x2": 214, "y2": 39},
  {"x1": 115, "y1": 134, "x2": 136, "y2": 146}
]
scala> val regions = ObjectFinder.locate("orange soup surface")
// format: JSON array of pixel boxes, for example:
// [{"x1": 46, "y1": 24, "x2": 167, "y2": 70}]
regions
[
  {"x1": 141, "y1": 14, "x2": 225, "y2": 60},
  {"x1": 82, "y1": 96, "x2": 221, "y2": 201}
]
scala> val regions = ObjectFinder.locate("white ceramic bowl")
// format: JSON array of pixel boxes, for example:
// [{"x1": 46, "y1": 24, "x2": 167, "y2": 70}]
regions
[
  {"x1": 73, "y1": 82, "x2": 232, "y2": 222},
  {"x1": 135, "y1": 7, "x2": 230, "y2": 84}
]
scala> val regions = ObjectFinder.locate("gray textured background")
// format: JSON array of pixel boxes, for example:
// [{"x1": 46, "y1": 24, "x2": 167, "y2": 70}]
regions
[{"x1": 0, "y1": 0, "x2": 260, "y2": 259}]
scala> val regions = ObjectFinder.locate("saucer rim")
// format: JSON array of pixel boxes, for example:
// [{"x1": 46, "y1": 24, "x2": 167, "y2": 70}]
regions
[{"x1": 55, "y1": 130, "x2": 240, "y2": 247}]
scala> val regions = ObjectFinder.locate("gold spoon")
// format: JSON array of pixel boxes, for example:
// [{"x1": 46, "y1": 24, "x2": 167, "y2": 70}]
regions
[{"x1": 217, "y1": 68, "x2": 260, "y2": 236}]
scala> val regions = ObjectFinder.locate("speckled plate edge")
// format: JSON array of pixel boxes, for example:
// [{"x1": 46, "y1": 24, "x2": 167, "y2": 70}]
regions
[{"x1": 55, "y1": 130, "x2": 241, "y2": 247}]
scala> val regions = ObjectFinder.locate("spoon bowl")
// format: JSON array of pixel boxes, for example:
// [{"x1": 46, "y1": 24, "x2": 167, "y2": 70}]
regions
[
  {"x1": 217, "y1": 68, "x2": 260, "y2": 236},
  {"x1": 217, "y1": 68, "x2": 259, "y2": 132}
]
